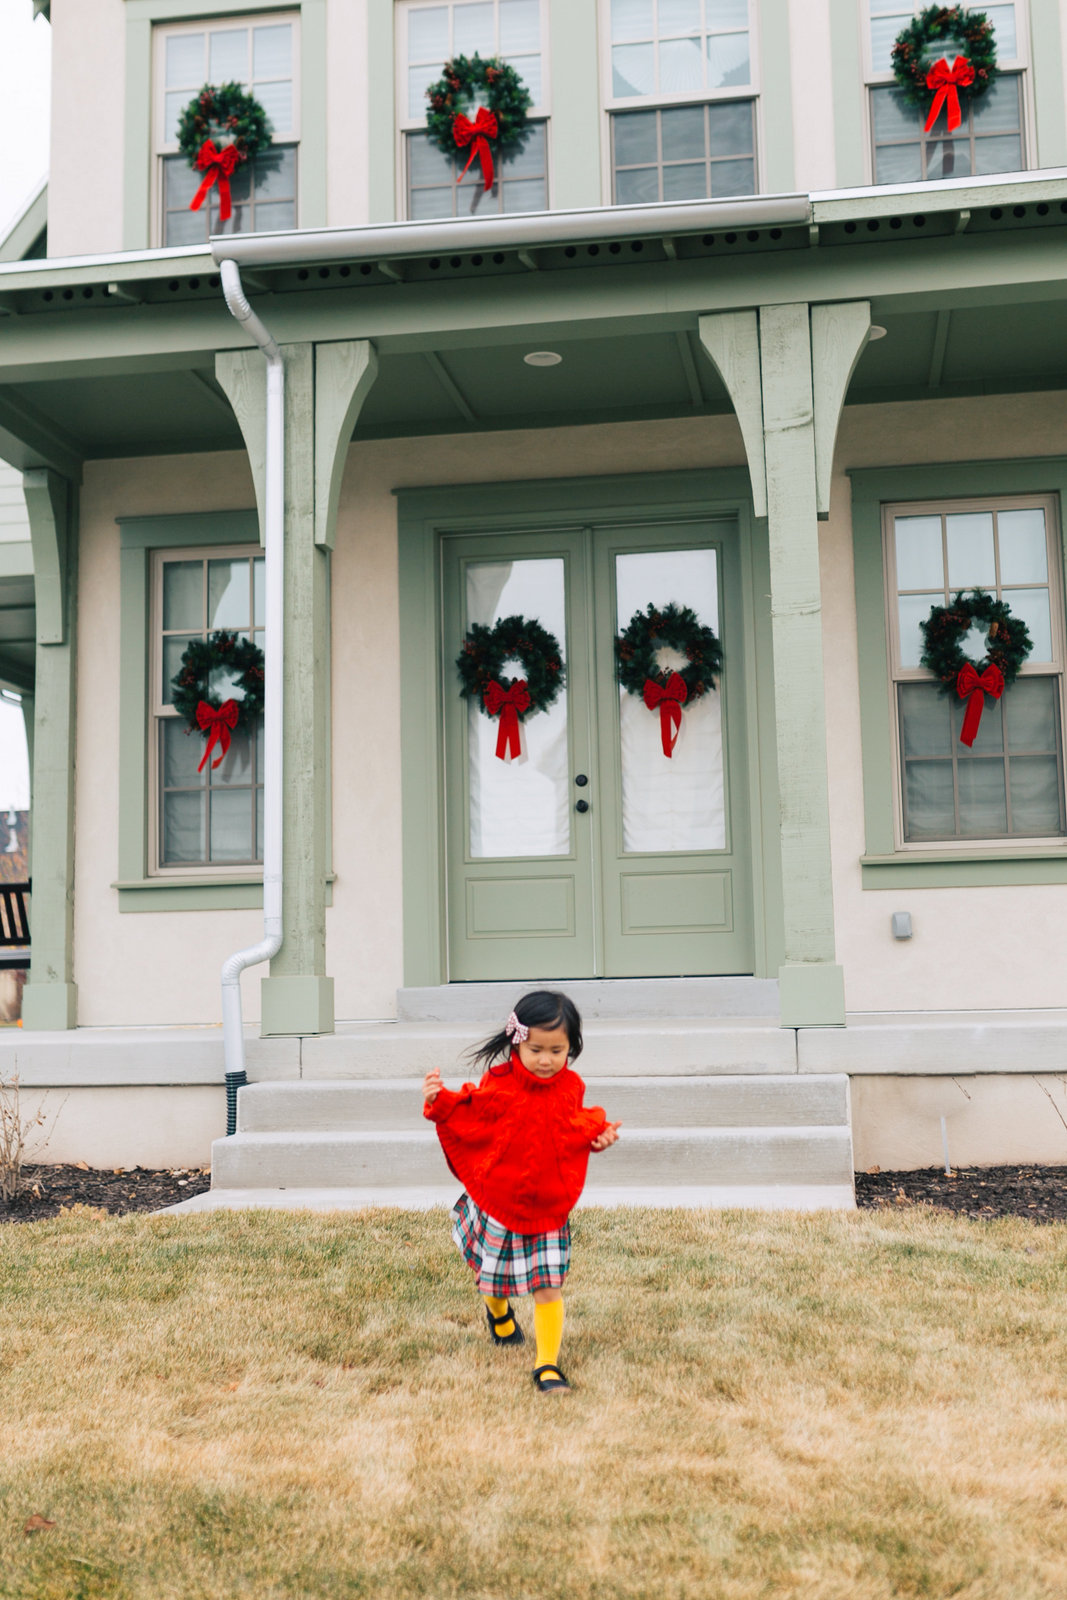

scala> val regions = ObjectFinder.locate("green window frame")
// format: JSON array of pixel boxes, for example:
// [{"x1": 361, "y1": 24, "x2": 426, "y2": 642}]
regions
[{"x1": 851, "y1": 459, "x2": 1067, "y2": 888}]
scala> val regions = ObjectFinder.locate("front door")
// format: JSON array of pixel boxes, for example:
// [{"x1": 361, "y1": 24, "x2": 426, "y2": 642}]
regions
[{"x1": 442, "y1": 519, "x2": 754, "y2": 979}]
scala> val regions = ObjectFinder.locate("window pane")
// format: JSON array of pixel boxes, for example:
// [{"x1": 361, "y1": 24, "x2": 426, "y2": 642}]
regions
[
  {"x1": 163, "y1": 202, "x2": 209, "y2": 246},
  {"x1": 945, "y1": 511, "x2": 995, "y2": 588},
  {"x1": 1009, "y1": 757, "x2": 1062, "y2": 834},
  {"x1": 895, "y1": 515, "x2": 944, "y2": 591},
  {"x1": 504, "y1": 122, "x2": 545, "y2": 174},
  {"x1": 899, "y1": 681, "x2": 951, "y2": 755},
  {"x1": 1006, "y1": 677, "x2": 1058, "y2": 752},
  {"x1": 904, "y1": 759, "x2": 955, "y2": 839},
  {"x1": 209, "y1": 28, "x2": 248, "y2": 83},
  {"x1": 663, "y1": 163, "x2": 708, "y2": 200},
  {"x1": 985, "y1": 4, "x2": 1017, "y2": 57},
  {"x1": 973, "y1": 75, "x2": 1020, "y2": 133},
  {"x1": 499, "y1": 0, "x2": 540, "y2": 53},
  {"x1": 162, "y1": 717, "x2": 205, "y2": 786},
  {"x1": 165, "y1": 91, "x2": 191, "y2": 145},
  {"x1": 506, "y1": 53, "x2": 542, "y2": 102},
  {"x1": 209, "y1": 560, "x2": 250, "y2": 629},
  {"x1": 210, "y1": 725, "x2": 254, "y2": 786},
  {"x1": 710, "y1": 157, "x2": 754, "y2": 196},
  {"x1": 926, "y1": 140, "x2": 972, "y2": 180},
  {"x1": 252, "y1": 145, "x2": 297, "y2": 198},
  {"x1": 614, "y1": 109, "x2": 658, "y2": 165},
  {"x1": 957, "y1": 759, "x2": 1007, "y2": 835},
  {"x1": 1005, "y1": 588, "x2": 1053, "y2": 663},
  {"x1": 870, "y1": 15, "x2": 902, "y2": 72},
  {"x1": 163, "y1": 790, "x2": 206, "y2": 863},
  {"x1": 611, "y1": 0, "x2": 653, "y2": 43},
  {"x1": 660, "y1": 37, "x2": 703, "y2": 94},
  {"x1": 613, "y1": 42, "x2": 655, "y2": 96},
  {"x1": 410, "y1": 183, "x2": 457, "y2": 219},
  {"x1": 874, "y1": 141, "x2": 922, "y2": 184},
  {"x1": 707, "y1": 99, "x2": 753, "y2": 155},
  {"x1": 255, "y1": 80, "x2": 293, "y2": 132},
  {"x1": 254, "y1": 558, "x2": 265, "y2": 626},
  {"x1": 661, "y1": 0, "x2": 701, "y2": 33},
  {"x1": 253, "y1": 23, "x2": 292, "y2": 79},
  {"x1": 210, "y1": 787, "x2": 255, "y2": 861},
  {"x1": 166, "y1": 32, "x2": 203, "y2": 87},
  {"x1": 252, "y1": 200, "x2": 297, "y2": 230},
  {"x1": 871, "y1": 85, "x2": 918, "y2": 141},
  {"x1": 955, "y1": 691, "x2": 1002, "y2": 752},
  {"x1": 974, "y1": 135, "x2": 1023, "y2": 177},
  {"x1": 454, "y1": 2, "x2": 494, "y2": 56},
  {"x1": 409, "y1": 64, "x2": 435, "y2": 120},
  {"x1": 616, "y1": 166, "x2": 660, "y2": 204},
  {"x1": 998, "y1": 509, "x2": 1048, "y2": 585},
  {"x1": 409, "y1": 6, "x2": 449, "y2": 60},
  {"x1": 706, "y1": 0, "x2": 748, "y2": 26},
  {"x1": 706, "y1": 32, "x2": 750, "y2": 89},
  {"x1": 163, "y1": 560, "x2": 202, "y2": 630},
  {"x1": 898, "y1": 593, "x2": 942, "y2": 668},
  {"x1": 502, "y1": 176, "x2": 547, "y2": 210},
  {"x1": 409, "y1": 132, "x2": 456, "y2": 183}
]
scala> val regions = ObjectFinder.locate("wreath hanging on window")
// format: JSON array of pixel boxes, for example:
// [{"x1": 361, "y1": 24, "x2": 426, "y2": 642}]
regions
[
  {"x1": 919, "y1": 589, "x2": 1031, "y2": 746},
  {"x1": 891, "y1": 6, "x2": 998, "y2": 133},
  {"x1": 455, "y1": 615, "x2": 564, "y2": 761},
  {"x1": 615, "y1": 603, "x2": 722, "y2": 759},
  {"x1": 171, "y1": 630, "x2": 266, "y2": 772},
  {"x1": 424, "y1": 55, "x2": 532, "y2": 191},
  {"x1": 177, "y1": 83, "x2": 274, "y2": 223}
]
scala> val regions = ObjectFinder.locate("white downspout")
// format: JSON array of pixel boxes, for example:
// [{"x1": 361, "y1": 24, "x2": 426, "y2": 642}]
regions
[{"x1": 218, "y1": 257, "x2": 284, "y2": 1132}]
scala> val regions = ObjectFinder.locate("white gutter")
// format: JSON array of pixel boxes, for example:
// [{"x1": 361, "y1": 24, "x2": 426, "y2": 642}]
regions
[{"x1": 218, "y1": 257, "x2": 284, "y2": 1131}]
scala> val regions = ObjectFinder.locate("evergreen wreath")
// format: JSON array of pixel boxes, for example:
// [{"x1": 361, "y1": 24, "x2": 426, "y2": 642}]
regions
[
  {"x1": 171, "y1": 630, "x2": 266, "y2": 772},
  {"x1": 177, "y1": 83, "x2": 273, "y2": 221},
  {"x1": 424, "y1": 54, "x2": 532, "y2": 188},
  {"x1": 456, "y1": 615, "x2": 565, "y2": 715},
  {"x1": 615, "y1": 603, "x2": 722, "y2": 702},
  {"x1": 891, "y1": 6, "x2": 997, "y2": 125},
  {"x1": 919, "y1": 590, "x2": 1032, "y2": 746}
]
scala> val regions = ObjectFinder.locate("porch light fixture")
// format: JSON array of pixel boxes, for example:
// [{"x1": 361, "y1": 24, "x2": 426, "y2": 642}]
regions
[
  {"x1": 868, "y1": 325, "x2": 888, "y2": 340},
  {"x1": 524, "y1": 350, "x2": 562, "y2": 366}
]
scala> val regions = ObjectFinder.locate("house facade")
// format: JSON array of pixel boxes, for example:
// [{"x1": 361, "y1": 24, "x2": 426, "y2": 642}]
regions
[{"x1": 5, "y1": 0, "x2": 1067, "y2": 1178}]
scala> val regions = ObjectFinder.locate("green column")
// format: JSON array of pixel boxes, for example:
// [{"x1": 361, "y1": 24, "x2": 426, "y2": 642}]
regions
[{"x1": 21, "y1": 469, "x2": 78, "y2": 1031}]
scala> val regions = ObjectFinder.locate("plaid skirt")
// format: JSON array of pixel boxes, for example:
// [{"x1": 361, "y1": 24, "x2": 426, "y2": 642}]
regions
[{"x1": 450, "y1": 1191, "x2": 571, "y2": 1296}]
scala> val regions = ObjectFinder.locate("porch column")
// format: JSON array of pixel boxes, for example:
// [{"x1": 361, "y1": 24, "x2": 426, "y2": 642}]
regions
[
  {"x1": 217, "y1": 338, "x2": 377, "y2": 1036},
  {"x1": 21, "y1": 469, "x2": 78, "y2": 1030},
  {"x1": 700, "y1": 302, "x2": 870, "y2": 1026}
]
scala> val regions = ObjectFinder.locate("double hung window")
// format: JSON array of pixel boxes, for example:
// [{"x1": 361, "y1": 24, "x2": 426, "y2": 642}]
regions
[
  {"x1": 605, "y1": 0, "x2": 756, "y2": 204},
  {"x1": 865, "y1": 2, "x2": 1026, "y2": 185},
  {"x1": 154, "y1": 15, "x2": 300, "y2": 246},
  {"x1": 152, "y1": 549, "x2": 265, "y2": 872},
  {"x1": 399, "y1": 1, "x2": 548, "y2": 219},
  {"x1": 885, "y1": 497, "x2": 1066, "y2": 844}
]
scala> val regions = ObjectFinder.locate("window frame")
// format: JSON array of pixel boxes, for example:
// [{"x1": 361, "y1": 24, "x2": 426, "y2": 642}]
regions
[
  {"x1": 150, "y1": 9, "x2": 302, "y2": 249},
  {"x1": 395, "y1": 0, "x2": 552, "y2": 220}
]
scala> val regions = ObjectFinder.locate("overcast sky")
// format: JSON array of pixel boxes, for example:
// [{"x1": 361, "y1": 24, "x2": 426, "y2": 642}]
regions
[{"x1": 0, "y1": 2, "x2": 50, "y2": 244}]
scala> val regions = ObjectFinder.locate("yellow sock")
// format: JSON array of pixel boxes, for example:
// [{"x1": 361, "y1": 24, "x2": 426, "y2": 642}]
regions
[
  {"x1": 534, "y1": 1298, "x2": 565, "y2": 1370},
  {"x1": 484, "y1": 1295, "x2": 515, "y2": 1339}
]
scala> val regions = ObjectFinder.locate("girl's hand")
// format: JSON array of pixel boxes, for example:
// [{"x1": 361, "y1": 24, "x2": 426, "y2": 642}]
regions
[
  {"x1": 423, "y1": 1069, "x2": 443, "y2": 1105},
  {"x1": 591, "y1": 1121, "x2": 621, "y2": 1152}
]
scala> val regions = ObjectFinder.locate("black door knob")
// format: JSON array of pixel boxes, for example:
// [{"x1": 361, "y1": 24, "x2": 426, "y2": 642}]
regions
[
  {"x1": 575, "y1": 799, "x2": 590, "y2": 814},
  {"x1": 575, "y1": 773, "x2": 589, "y2": 787}
]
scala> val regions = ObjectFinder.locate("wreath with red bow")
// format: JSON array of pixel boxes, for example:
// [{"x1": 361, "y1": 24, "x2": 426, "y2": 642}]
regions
[
  {"x1": 891, "y1": 6, "x2": 998, "y2": 133},
  {"x1": 177, "y1": 83, "x2": 273, "y2": 223},
  {"x1": 456, "y1": 615, "x2": 564, "y2": 761},
  {"x1": 919, "y1": 590, "x2": 1031, "y2": 747},
  {"x1": 616, "y1": 603, "x2": 722, "y2": 759},
  {"x1": 424, "y1": 55, "x2": 532, "y2": 192},
  {"x1": 171, "y1": 631, "x2": 265, "y2": 773}
]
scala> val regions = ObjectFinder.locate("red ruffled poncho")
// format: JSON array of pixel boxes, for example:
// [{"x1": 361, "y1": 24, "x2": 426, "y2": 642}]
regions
[{"x1": 424, "y1": 1051, "x2": 608, "y2": 1234}]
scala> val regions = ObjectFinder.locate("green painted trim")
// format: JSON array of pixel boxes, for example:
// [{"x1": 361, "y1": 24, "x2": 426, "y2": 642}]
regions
[
  {"x1": 850, "y1": 456, "x2": 1067, "y2": 863},
  {"x1": 744, "y1": 514, "x2": 784, "y2": 978},
  {"x1": 547, "y1": 0, "x2": 600, "y2": 209},
  {"x1": 1029, "y1": 0, "x2": 1067, "y2": 170},
  {"x1": 398, "y1": 512, "x2": 445, "y2": 987},
  {"x1": 261, "y1": 972, "x2": 334, "y2": 1034},
  {"x1": 367, "y1": 0, "x2": 396, "y2": 223},
  {"x1": 827, "y1": 0, "x2": 866, "y2": 188},
  {"x1": 0, "y1": 543, "x2": 33, "y2": 579},
  {"x1": 122, "y1": 1, "x2": 327, "y2": 249},
  {"x1": 119, "y1": 511, "x2": 259, "y2": 549},
  {"x1": 757, "y1": 0, "x2": 795, "y2": 193},
  {"x1": 778, "y1": 962, "x2": 845, "y2": 1027},
  {"x1": 115, "y1": 877, "x2": 334, "y2": 910},
  {"x1": 861, "y1": 857, "x2": 1067, "y2": 887},
  {"x1": 0, "y1": 183, "x2": 46, "y2": 264}
]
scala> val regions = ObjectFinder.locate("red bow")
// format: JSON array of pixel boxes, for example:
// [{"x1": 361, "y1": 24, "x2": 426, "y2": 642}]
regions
[
  {"x1": 453, "y1": 108, "x2": 498, "y2": 190},
  {"x1": 956, "y1": 662, "x2": 1004, "y2": 747},
  {"x1": 196, "y1": 698, "x2": 240, "y2": 771},
  {"x1": 190, "y1": 140, "x2": 243, "y2": 222},
  {"x1": 483, "y1": 678, "x2": 531, "y2": 761},
  {"x1": 643, "y1": 673, "x2": 688, "y2": 758},
  {"x1": 924, "y1": 56, "x2": 975, "y2": 132}
]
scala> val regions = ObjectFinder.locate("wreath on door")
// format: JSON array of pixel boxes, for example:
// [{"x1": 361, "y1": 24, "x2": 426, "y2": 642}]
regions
[
  {"x1": 615, "y1": 602, "x2": 722, "y2": 758},
  {"x1": 456, "y1": 615, "x2": 565, "y2": 760},
  {"x1": 919, "y1": 589, "x2": 1031, "y2": 746}
]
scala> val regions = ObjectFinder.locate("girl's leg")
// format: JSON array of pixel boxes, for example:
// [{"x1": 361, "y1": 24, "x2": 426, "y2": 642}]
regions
[
  {"x1": 532, "y1": 1286, "x2": 564, "y2": 1372},
  {"x1": 483, "y1": 1294, "x2": 517, "y2": 1340}
]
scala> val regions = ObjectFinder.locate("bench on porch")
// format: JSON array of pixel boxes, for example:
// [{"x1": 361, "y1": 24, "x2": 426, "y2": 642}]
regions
[{"x1": 0, "y1": 881, "x2": 30, "y2": 971}]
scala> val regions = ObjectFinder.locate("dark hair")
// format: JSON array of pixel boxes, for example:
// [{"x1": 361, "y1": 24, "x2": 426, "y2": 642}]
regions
[{"x1": 468, "y1": 989, "x2": 583, "y2": 1073}]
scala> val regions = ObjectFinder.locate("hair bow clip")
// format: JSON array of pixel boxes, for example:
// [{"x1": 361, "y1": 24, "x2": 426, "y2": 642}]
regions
[{"x1": 504, "y1": 1011, "x2": 529, "y2": 1044}]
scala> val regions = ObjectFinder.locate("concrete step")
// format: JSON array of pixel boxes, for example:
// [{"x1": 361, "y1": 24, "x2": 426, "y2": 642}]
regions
[
  {"x1": 299, "y1": 1018, "x2": 796, "y2": 1078},
  {"x1": 236, "y1": 1075, "x2": 849, "y2": 1133},
  {"x1": 166, "y1": 1182, "x2": 856, "y2": 1215},
  {"x1": 397, "y1": 976, "x2": 779, "y2": 1022},
  {"x1": 210, "y1": 1125, "x2": 855, "y2": 1191}
]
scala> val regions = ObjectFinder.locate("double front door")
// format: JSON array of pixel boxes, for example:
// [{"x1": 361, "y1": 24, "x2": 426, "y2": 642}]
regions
[{"x1": 442, "y1": 519, "x2": 754, "y2": 979}]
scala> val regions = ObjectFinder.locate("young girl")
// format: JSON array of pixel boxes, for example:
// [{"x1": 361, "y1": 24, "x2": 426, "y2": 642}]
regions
[{"x1": 423, "y1": 989, "x2": 621, "y2": 1394}]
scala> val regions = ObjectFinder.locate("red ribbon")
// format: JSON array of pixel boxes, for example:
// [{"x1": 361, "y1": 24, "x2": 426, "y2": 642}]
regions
[
  {"x1": 956, "y1": 662, "x2": 1004, "y2": 747},
  {"x1": 483, "y1": 678, "x2": 531, "y2": 761},
  {"x1": 453, "y1": 107, "x2": 498, "y2": 190},
  {"x1": 643, "y1": 673, "x2": 688, "y2": 758},
  {"x1": 924, "y1": 56, "x2": 975, "y2": 133},
  {"x1": 196, "y1": 698, "x2": 240, "y2": 771},
  {"x1": 190, "y1": 140, "x2": 243, "y2": 222}
]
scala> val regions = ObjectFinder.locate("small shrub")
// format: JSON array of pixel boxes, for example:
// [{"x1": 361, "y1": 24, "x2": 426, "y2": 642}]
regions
[{"x1": 0, "y1": 1076, "x2": 51, "y2": 1205}]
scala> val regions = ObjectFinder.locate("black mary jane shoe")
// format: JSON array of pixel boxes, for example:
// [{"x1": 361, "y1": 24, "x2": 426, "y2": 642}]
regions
[
  {"x1": 486, "y1": 1303, "x2": 525, "y2": 1347},
  {"x1": 531, "y1": 1363, "x2": 571, "y2": 1394}
]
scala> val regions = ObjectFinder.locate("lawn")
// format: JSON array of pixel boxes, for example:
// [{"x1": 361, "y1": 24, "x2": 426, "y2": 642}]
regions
[{"x1": 2, "y1": 1205, "x2": 1066, "y2": 1600}]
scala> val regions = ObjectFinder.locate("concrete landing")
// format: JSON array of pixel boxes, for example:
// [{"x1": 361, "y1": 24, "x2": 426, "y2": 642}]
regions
[
  {"x1": 398, "y1": 976, "x2": 779, "y2": 1021},
  {"x1": 162, "y1": 1182, "x2": 855, "y2": 1215}
]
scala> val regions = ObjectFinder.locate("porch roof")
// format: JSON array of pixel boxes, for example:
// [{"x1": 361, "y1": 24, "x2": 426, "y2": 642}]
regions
[{"x1": 0, "y1": 169, "x2": 1065, "y2": 471}]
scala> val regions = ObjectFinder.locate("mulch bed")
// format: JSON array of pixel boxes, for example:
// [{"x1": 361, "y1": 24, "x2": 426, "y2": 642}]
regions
[{"x1": 2, "y1": 1164, "x2": 1065, "y2": 1224}]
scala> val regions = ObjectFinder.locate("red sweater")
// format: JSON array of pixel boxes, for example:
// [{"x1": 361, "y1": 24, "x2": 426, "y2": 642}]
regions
[{"x1": 424, "y1": 1052, "x2": 608, "y2": 1233}]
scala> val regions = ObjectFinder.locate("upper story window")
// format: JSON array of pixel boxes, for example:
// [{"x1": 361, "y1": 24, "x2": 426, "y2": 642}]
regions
[
  {"x1": 154, "y1": 14, "x2": 300, "y2": 247},
  {"x1": 604, "y1": 0, "x2": 756, "y2": 204},
  {"x1": 885, "y1": 496, "x2": 1066, "y2": 845},
  {"x1": 399, "y1": 1, "x2": 548, "y2": 219},
  {"x1": 865, "y1": 2, "x2": 1026, "y2": 185}
]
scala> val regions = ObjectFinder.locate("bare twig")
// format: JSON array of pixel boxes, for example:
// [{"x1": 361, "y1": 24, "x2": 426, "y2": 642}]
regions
[{"x1": 0, "y1": 1076, "x2": 53, "y2": 1205}]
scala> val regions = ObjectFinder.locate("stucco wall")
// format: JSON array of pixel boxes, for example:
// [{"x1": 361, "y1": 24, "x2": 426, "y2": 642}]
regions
[{"x1": 48, "y1": 0, "x2": 127, "y2": 259}]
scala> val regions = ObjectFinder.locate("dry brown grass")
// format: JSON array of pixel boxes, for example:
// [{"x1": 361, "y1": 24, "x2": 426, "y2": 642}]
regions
[{"x1": 1, "y1": 1205, "x2": 1067, "y2": 1599}]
